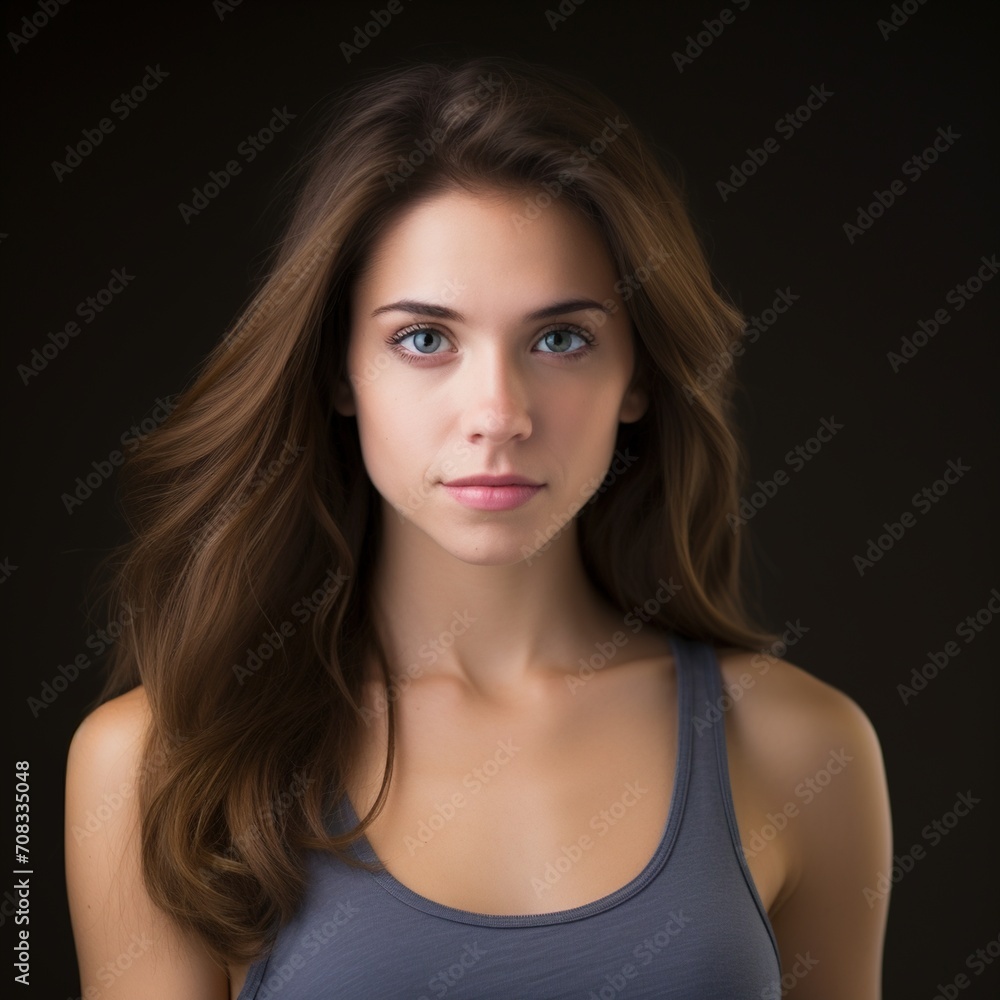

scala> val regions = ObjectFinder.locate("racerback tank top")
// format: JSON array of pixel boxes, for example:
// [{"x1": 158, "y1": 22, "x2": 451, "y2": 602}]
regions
[{"x1": 236, "y1": 632, "x2": 783, "y2": 998}]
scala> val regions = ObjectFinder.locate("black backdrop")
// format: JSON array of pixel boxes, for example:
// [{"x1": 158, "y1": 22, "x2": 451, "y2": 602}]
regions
[{"x1": 3, "y1": 1, "x2": 998, "y2": 997}]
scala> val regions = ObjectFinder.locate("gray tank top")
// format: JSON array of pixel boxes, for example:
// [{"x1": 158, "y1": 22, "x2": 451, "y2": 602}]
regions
[{"x1": 236, "y1": 632, "x2": 783, "y2": 997}]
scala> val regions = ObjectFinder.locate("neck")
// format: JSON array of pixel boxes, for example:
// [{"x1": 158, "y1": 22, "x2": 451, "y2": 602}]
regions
[{"x1": 366, "y1": 500, "x2": 642, "y2": 696}]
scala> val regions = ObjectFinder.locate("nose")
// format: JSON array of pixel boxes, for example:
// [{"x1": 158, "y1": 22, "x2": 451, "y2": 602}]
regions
[{"x1": 459, "y1": 344, "x2": 533, "y2": 443}]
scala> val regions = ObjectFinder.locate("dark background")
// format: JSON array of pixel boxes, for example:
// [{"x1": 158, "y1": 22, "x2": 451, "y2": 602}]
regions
[{"x1": 3, "y1": 0, "x2": 997, "y2": 997}]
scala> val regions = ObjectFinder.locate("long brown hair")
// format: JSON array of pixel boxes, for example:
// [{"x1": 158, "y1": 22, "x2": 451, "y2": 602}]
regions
[{"x1": 88, "y1": 53, "x2": 781, "y2": 967}]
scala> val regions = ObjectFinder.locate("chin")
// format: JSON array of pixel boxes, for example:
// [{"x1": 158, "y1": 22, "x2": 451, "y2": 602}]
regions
[{"x1": 433, "y1": 524, "x2": 562, "y2": 568}]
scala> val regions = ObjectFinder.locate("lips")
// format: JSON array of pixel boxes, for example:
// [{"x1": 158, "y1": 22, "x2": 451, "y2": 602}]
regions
[
  {"x1": 440, "y1": 476, "x2": 544, "y2": 511},
  {"x1": 442, "y1": 474, "x2": 543, "y2": 487}
]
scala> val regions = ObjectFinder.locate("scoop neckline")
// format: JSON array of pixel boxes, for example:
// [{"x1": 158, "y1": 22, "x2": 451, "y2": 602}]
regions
[{"x1": 336, "y1": 631, "x2": 693, "y2": 927}]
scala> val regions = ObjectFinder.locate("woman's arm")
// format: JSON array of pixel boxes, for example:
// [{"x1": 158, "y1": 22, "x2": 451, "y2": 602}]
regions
[
  {"x1": 65, "y1": 687, "x2": 231, "y2": 1000},
  {"x1": 735, "y1": 657, "x2": 894, "y2": 998}
]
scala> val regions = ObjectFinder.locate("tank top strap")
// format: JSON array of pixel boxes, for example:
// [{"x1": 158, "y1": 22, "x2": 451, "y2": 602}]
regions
[
  {"x1": 668, "y1": 631, "x2": 739, "y2": 829},
  {"x1": 669, "y1": 631, "x2": 729, "y2": 743},
  {"x1": 667, "y1": 631, "x2": 781, "y2": 964}
]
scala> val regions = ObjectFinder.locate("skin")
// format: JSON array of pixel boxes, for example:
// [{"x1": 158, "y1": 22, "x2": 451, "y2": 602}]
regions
[
  {"x1": 65, "y1": 185, "x2": 892, "y2": 999},
  {"x1": 333, "y1": 184, "x2": 650, "y2": 695}
]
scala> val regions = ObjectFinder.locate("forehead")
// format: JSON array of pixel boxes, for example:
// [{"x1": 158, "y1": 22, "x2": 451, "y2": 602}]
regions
[{"x1": 352, "y1": 186, "x2": 621, "y2": 311}]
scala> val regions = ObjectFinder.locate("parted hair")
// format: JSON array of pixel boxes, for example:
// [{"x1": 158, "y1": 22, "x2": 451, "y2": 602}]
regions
[{"x1": 88, "y1": 53, "x2": 780, "y2": 967}]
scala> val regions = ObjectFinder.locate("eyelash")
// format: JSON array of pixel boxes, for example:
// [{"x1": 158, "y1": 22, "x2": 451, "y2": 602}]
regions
[{"x1": 384, "y1": 323, "x2": 597, "y2": 364}]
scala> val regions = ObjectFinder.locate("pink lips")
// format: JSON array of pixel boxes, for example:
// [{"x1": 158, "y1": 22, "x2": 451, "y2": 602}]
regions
[{"x1": 441, "y1": 474, "x2": 544, "y2": 511}]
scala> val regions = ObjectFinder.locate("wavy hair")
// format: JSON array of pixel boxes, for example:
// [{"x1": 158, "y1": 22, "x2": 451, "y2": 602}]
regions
[{"x1": 88, "y1": 53, "x2": 782, "y2": 967}]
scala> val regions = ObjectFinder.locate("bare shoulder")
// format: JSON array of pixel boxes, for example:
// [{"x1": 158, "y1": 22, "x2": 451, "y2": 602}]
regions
[
  {"x1": 713, "y1": 645, "x2": 893, "y2": 997},
  {"x1": 66, "y1": 685, "x2": 230, "y2": 1000},
  {"x1": 68, "y1": 684, "x2": 153, "y2": 765},
  {"x1": 712, "y1": 644, "x2": 885, "y2": 782}
]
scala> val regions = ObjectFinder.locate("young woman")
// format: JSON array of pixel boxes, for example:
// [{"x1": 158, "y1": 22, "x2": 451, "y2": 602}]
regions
[{"x1": 65, "y1": 55, "x2": 892, "y2": 998}]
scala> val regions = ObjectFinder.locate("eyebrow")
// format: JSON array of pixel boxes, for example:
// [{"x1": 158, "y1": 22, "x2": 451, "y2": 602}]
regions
[{"x1": 369, "y1": 297, "x2": 612, "y2": 322}]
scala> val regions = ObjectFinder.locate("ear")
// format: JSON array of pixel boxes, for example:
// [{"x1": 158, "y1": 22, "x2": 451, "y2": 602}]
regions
[
  {"x1": 619, "y1": 328, "x2": 652, "y2": 423},
  {"x1": 618, "y1": 377, "x2": 649, "y2": 424},
  {"x1": 332, "y1": 376, "x2": 356, "y2": 417}
]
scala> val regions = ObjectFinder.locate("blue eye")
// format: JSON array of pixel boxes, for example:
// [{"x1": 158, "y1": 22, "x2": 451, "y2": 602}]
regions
[
  {"x1": 393, "y1": 328, "x2": 444, "y2": 354},
  {"x1": 385, "y1": 324, "x2": 596, "y2": 363},
  {"x1": 536, "y1": 328, "x2": 592, "y2": 354}
]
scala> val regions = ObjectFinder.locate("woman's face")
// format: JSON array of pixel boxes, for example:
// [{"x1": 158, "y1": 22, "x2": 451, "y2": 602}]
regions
[{"x1": 337, "y1": 184, "x2": 647, "y2": 565}]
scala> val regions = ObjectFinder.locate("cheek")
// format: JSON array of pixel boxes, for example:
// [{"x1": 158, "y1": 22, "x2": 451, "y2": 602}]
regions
[
  {"x1": 354, "y1": 396, "x2": 395, "y2": 472},
  {"x1": 546, "y1": 380, "x2": 624, "y2": 443},
  {"x1": 353, "y1": 382, "x2": 432, "y2": 484}
]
